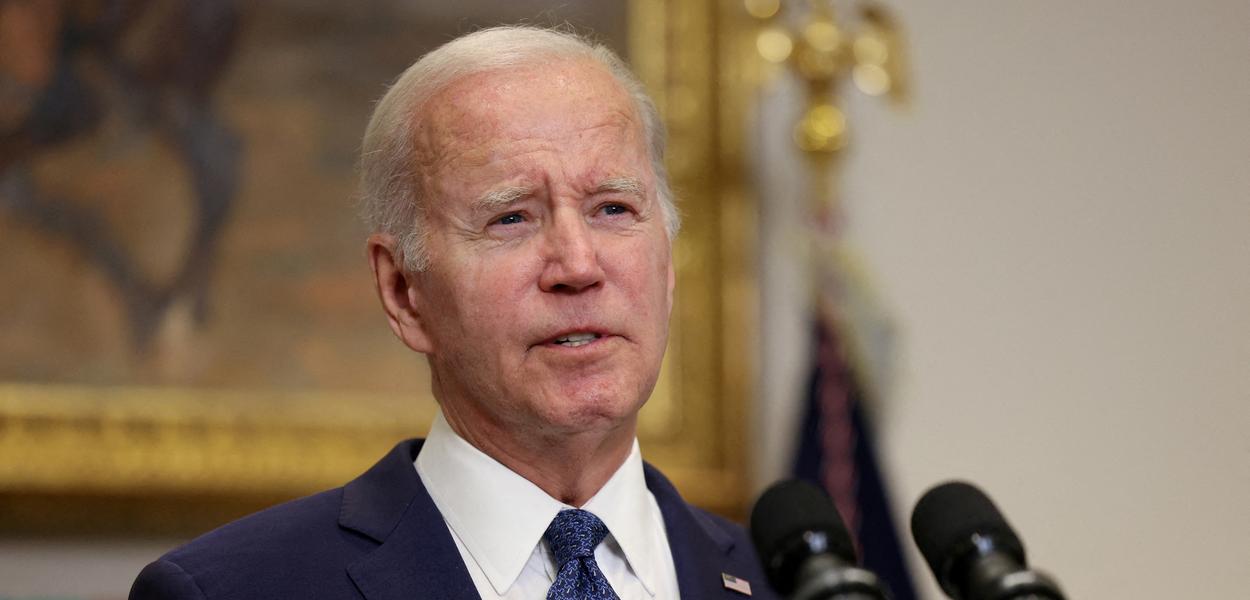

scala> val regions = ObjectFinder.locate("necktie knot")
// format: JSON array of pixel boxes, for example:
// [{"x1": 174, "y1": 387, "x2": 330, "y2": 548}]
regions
[
  {"x1": 543, "y1": 509, "x2": 610, "y2": 567},
  {"x1": 543, "y1": 509, "x2": 619, "y2": 600}
]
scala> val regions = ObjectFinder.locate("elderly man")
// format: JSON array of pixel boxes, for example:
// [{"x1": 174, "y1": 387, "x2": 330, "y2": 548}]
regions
[{"x1": 130, "y1": 27, "x2": 773, "y2": 600}]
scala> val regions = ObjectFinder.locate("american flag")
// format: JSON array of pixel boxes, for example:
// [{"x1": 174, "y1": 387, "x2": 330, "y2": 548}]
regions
[
  {"x1": 793, "y1": 317, "x2": 919, "y2": 600},
  {"x1": 721, "y1": 573, "x2": 753, "y2": 596}
]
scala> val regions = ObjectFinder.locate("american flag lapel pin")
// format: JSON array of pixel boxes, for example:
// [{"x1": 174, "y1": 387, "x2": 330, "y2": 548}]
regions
[{"x1": 721, "y1": 573, "x2": 752, "y2": 596}]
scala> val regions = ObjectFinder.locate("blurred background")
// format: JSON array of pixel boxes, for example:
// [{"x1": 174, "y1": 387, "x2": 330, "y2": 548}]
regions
[{"x1": 1, "y1": 0, "x2": 1247, "y2": 598}]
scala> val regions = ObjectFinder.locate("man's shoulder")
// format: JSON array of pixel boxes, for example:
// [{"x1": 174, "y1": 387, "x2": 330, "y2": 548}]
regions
[
  {"x1": 684, "y1": 502, "x2": 753, "y2": 541},
  {"x1": 164, "y1": 486, "x2": 351, "y2": 566},
  {"x1": 131, "y1": 439, "x2": 429, "y2": 600},
  {"x1": 132, "y1": 488, "x2": 369, "y2": 599},
  {"x1": 643, "y1": 461, "x2": 752, "y2": 544},
  {"x1": 642, "y1": 462, "x2": 778, "y2": 598}
]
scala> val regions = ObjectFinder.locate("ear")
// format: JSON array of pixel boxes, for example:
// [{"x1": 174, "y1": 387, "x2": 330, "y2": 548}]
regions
[{"x1": 367, "y1": 233, "x2": 434, "y2": 354}]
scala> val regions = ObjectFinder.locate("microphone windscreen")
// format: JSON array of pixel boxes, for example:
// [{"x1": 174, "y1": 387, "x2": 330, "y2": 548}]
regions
[
  {"x1": 750, "y1": 479, "x2": 858, "y2": 567},
  {"x1": 909, "y1": 481, "x2": 1027, "y2": 582}
]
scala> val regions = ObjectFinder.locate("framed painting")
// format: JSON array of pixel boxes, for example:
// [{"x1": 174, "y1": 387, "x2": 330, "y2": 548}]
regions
[{"x1": 0, "y1": 0, "x2": 757, "y2": 533}]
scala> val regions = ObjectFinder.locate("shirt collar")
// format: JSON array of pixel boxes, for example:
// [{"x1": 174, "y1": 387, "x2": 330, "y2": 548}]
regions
[
  {"x1": 582, "y1": 435, "x2": 664, "y2": 596},
  {"x1": 415, "y1": 411, "x2": 663, "y2": 596}
]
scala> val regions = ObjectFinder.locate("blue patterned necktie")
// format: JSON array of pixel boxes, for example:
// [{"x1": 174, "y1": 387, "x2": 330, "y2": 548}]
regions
[{"x1": 544, "y1": 509, "x2": 621, "y2": 600}]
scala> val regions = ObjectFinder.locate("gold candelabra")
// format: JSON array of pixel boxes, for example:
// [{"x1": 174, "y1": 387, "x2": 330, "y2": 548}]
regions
[
  {"x1": 747, "y1": 0, "x2": 908, "y2": 158},
  {"x1": 746, "y1": 1, "x2": 909, "y2": 398}
]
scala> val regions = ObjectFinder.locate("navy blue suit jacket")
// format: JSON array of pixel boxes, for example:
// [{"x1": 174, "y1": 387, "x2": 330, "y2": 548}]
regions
[{"x1": 130, "y1": 439, "x2": 777, "y2": 599}]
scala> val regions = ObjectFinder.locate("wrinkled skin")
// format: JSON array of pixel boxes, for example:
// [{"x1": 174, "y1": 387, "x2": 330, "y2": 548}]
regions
[{"x1": 369, "y1": 58, "x2": 674, "y2": 504}]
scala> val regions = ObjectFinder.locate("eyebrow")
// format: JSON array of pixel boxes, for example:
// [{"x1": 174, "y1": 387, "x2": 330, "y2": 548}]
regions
[
  {"x1": 472, "y1": 186, "x2": 531, "y2": 213},
  {"x1": 594, "y1": 177, "x2": 645, "y2": 197},
  {"x1": 471, "y1": 177, "x2": 645, "y2": 213}
]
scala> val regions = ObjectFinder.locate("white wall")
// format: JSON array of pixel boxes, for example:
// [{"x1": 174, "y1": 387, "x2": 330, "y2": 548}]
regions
[{"x1": 755, "y1": 1, "x2": 1250, "y2": 598}]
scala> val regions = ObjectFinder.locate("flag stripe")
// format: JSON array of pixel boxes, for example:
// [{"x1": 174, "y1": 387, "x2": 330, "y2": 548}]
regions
[{"x1": 794, "y1": 318, "x2": 919, "y2": 600}]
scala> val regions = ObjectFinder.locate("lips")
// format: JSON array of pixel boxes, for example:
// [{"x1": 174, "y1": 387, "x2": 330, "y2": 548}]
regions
[
  {"x1": 553, "y1": 332, "x2": 599, "y2": 347},
  {"x1": 536, "y1": 327, "x2": 615, "y2": 349}
]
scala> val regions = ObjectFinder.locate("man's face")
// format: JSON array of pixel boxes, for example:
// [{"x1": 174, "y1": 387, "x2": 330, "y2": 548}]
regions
[{"x1": 404, "y1": 59, "x2": 674, "y2": 439}]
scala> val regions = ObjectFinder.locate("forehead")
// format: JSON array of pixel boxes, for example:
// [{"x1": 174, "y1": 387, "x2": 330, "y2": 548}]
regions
[{"x1": 411, "y1": 59, "x2": 647, "y2": 188}]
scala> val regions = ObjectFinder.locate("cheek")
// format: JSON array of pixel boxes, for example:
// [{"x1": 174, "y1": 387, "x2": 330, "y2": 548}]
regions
[
  {"x1": 617, "y1": 241, "x2": 673, "y2": 317},
  {"x1": 450, "y1": 252, "x2": 539, "y2": 332}
]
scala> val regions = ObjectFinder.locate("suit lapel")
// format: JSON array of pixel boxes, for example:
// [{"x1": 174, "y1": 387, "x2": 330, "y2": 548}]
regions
[
  {"x1": 645, "y1": 463, "x2": 747, "y2": 599},
  {"x1": 340, "y1": 439, "x2": 481, "y2": 600},
  {"x1": 339, "y1": 442, "x2": 761, "y2": 599}
]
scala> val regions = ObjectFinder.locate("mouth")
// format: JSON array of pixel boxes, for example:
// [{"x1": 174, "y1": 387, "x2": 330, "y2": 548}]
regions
[{"x1": 549, "y1": 331, "x2": 603, "y2": 348}]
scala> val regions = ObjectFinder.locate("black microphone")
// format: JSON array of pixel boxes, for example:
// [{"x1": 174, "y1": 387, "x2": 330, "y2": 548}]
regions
[
  {"x1": 910, "y1": 481, "x2": 1066, "y2": 600},
  {"x1": 750, "y1": 479, "x2": 891, "y2": 600}
]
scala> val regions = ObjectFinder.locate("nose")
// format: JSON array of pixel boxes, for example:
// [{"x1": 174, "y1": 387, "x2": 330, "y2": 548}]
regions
[{"x1": 539, "y1": 209, "x2": 605, "y2": 294}]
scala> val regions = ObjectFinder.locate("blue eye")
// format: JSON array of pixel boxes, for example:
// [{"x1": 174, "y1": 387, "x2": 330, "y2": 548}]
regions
[
  {"x1": 601, "y1": 204, "x2": 629, "y2": 216},
  {"x1": 496, "y1": 213, "x2": 525, "y2": 225}
]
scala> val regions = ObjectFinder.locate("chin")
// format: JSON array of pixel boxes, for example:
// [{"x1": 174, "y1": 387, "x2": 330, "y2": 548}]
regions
[{"x1": 539, "y1": 382, "x2": 642, "y2": 432}]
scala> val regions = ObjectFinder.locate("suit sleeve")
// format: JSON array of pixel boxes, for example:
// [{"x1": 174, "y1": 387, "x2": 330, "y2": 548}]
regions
[{"x1": 129, "y1": 558, "x2": 208, "y2": 600}]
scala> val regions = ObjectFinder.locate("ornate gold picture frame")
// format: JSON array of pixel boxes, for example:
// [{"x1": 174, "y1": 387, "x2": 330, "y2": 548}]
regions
[{"x1": 0, "y1": 0, "x2": 756, "y2": 533}]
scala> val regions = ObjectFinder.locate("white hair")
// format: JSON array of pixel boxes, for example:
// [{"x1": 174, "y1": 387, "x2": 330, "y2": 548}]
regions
[{"x1": 359, "y1": 26, "x2": 679, "y2": 272}]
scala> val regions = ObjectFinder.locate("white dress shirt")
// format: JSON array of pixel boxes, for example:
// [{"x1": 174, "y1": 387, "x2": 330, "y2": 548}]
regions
[{"x1": 415, "y1": 411, "x2": 681, "y2": 599}]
